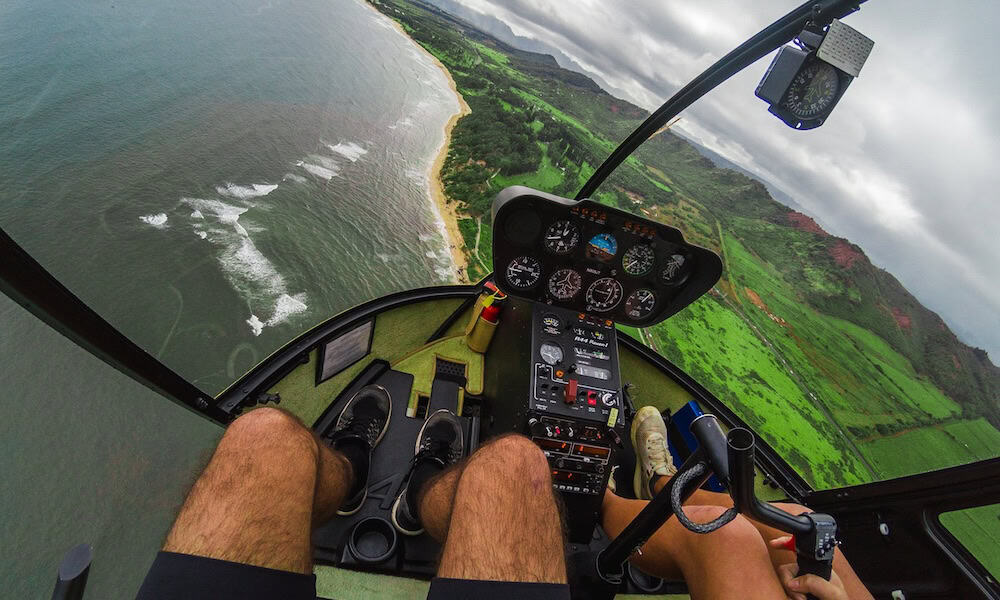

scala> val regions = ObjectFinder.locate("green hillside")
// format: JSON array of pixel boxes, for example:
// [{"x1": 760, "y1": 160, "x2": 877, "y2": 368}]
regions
[{"x1": 368, "y1": 0, "x2": 1000, "y2": 490}]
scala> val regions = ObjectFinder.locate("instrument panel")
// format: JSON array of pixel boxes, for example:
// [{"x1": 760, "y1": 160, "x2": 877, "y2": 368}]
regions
[{"x1": 492, "y1": 186, "x2": 722, "y2": 326}]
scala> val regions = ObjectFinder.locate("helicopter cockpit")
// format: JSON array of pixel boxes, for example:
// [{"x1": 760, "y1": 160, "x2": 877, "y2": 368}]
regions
[{"x1": 5, "y1": 0, "x2": 1000, "y2": 598}]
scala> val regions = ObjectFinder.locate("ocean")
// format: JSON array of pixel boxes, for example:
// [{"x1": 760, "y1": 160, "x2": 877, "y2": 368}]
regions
[{"x1": 0, "y1": 0, "x2": 460, "y2": 595}]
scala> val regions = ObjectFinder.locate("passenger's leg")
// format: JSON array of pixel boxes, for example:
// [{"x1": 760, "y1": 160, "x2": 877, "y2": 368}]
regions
[
  {"x1": 422, "y1": 434, "x2": 567, "y2": 583},
  {"x1": 601, "y1": 491, "x2": 787, "y2": 599},
  {"x1": 162, "y1": 407, "x2": 351, "y2": 574},
  {"x1": 651, "y1": 479, "x2": 873, "y2": 599}
]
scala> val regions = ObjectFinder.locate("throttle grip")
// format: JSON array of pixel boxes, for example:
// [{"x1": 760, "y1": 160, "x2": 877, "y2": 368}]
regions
[{"x1": 796, "y1": 554, "x2": 833, "y2": 600}]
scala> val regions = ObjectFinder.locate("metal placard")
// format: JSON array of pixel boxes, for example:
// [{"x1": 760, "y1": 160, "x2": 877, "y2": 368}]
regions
[{"x1": 818, "y1": 19, "x2": 874, "y2": 78}]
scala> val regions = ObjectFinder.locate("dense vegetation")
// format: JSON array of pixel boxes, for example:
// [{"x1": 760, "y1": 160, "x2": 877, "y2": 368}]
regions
[{"x1": 368, "y1": 0, "x2": 1000, "y2": 490}]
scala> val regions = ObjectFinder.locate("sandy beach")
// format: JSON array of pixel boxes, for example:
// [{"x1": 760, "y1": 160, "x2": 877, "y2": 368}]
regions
[
  {"x1": 427, "y1": 68, "x2": 472, "y2": 283},
  {"x1": 370, "y1": 3, "x2": 473, "y2": 284}
]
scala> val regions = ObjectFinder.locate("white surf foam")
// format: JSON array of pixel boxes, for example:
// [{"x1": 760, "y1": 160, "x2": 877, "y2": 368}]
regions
[
  {"x1": 418, "y1": 233, "x2": 433, "y2": 242},
  {"x1": 296, "y1": 160, "x2": 338, "y2": 180},
  {"x1": 435, "y1": 266, "x2": 454, "y2": 281},
  {"x1": 139, "y1": 213, "x2": 168, "y2": 228},
  {"x1": 266, "y1": 293, "x2": 308, "y2": 326},
  {"x1": 181, "y1": 197, "x2": 308, "y2": 335},
  {"x1": 216, "y1": 182, "x2": 279, "y2": 199},
  {"x1": 190, "y1": 210, "x2": 204, "y2": 220},
  {"x1": 282, "y1": 173, "x2": 308, "y2": 184},
  {"x1": 425, "y1": 250, "x2": 438, "y2": 259},
  {"x1": 326, "y1": 142, "x2": 368, "y2": 162},
  {"x1": 246, "y1": 314, "x2": 265, "y2": 337}
]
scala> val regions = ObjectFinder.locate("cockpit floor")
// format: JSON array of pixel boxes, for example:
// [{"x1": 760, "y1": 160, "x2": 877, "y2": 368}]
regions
[{"x1": 313, "y1": 564, "x2": 691, "y2": 600}]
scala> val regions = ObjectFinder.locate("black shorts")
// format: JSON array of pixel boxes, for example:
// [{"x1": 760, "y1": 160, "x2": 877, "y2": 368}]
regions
[{"x1": 137, "y1": 552, "x2": 571, "y2": 599}]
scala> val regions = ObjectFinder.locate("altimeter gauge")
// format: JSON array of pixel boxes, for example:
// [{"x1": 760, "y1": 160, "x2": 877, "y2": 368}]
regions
[
  {"x1": 547, "y1": 268, "x2": 582, "y2": 301},
  {"x1": 624, "y1": 289, "x2": 656, "y2": 320},
  {"x1": 506, "y1": 256, "x2": 542, "y2": 289},
  {"x1": 622, "y1": 244, "x2": 655, "y2": 276},
  {"x1": 544, "y1": 220, "x2": 580, "y2": 255},
  {"x1": 585, "y1": 277, "x2": 624, "y2": 312}
]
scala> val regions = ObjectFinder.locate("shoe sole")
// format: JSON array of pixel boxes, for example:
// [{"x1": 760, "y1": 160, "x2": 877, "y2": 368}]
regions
[
  {"x1": 390, "y1": 492, "x2": 424, "y2": 536},
  {"x1": 335, "y1": 487, "x2": 367, "y2": 517}
]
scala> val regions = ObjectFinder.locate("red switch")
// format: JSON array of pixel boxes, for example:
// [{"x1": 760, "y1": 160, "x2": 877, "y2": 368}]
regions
[{"x1": 565, "y1": 379, "x2": 578, "y2": 404}]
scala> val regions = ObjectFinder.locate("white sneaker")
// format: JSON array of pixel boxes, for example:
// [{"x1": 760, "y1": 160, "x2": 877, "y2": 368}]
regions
[{"x1": 631, "y1": 406, "x2": 677, "y2": 500}]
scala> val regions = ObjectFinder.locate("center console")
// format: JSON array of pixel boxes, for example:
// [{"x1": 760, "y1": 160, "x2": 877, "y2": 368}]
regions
[{"x1": 527, "y1": 305, "x2": 623, "y2": 502}]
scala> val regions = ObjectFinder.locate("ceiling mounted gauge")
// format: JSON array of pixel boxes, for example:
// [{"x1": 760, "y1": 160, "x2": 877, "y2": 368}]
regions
[
  {"x1": 783, "y1": 60, "x2": 840, "y2": 119},
  {"x1": 547, "y1": 268, "x2": 582, "y2": 301},
  {"x1": 505, "y1": 256, "x2": 542, "y2": 289},
  {"x1": 585, "y1": 277, "x2": 624, "y2": 312},
  {"x1": 544, "y1": 220, "x2": 580, "y2": 255},
  {"x1": 624, "y1": 289, "x2": 656, "y2": 320},
  {"x1": 660, "y1": 253, "x2": 691, "y2": 286},
  {"x1": 539, "y1": 342, "x2": 563, "y2": 366},
  {"x1": 586, "y1": 233, "x2": 618, "y2": 263},
  {"x1": 622, "y1": 244, "x2": 655, "y2": 276}
]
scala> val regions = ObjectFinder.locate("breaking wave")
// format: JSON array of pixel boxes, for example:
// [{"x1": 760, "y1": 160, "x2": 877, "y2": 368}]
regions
[
  {"x1": 181, "y1": 197, "x2": 308, "y2": 335},
  {"x1": 296, "y1": 158, "x2": 339, "y2": 180},
  {"x1": 282, "y1": 173, "x2": 308, "y2": 184},
  {"x1": 216, "y1": 182, "x2": 279, "y2": 199},
  {"x1": 139, "y1": 213, "x2": 168, "y2": 227},
  {"x1": 326, "y1": 141, "x2": 368, "y2": 162}
]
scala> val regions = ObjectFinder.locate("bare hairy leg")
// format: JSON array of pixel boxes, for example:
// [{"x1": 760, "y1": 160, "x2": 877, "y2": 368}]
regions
[
  {"x1": 163, "y1": 407, "x2": 352, "y2": 574},
  {"x1": 427, "y1": 434, "x2": 567, "y2": 583}
]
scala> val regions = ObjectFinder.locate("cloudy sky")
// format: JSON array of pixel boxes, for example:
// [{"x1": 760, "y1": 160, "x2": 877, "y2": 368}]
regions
[{"x1": 441, "y1": 0, "x2": 1000, "y2": 360}]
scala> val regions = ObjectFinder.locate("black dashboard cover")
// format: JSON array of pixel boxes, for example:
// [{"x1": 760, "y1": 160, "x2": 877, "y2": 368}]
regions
[{"x1": 492, "y1": 186, "x2": 722, "y2": 326}]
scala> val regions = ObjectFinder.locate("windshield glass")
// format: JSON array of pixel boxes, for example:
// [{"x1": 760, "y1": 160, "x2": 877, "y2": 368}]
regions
[
  {"x1": 0, "y1": 0, "x2": 467, "y2": 396},
  {"x1": 578, "y1": 2, "x2": 1000, "y2": 489}
]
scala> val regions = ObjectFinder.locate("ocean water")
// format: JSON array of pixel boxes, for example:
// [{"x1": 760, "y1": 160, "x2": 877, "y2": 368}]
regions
[
  {"x1": 0, "y1": 0, "x2": 459, "y2": 596},
  {"x1": 0, "y1": 0, "x2": 460, "y2": 395}
]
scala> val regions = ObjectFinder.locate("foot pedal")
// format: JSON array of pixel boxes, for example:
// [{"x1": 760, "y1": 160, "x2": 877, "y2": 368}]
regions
[{"x1": 434, "y1": 358, "x2": 467, "y2": 385}]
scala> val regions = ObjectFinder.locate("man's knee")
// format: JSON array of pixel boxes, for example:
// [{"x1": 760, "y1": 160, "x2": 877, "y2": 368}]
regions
[
  {"x1": 468, "y1": 434, "x2": 550, "y2": 487},
  {"x1": 219, "y1": 407, "x2": 318, "y2": 460}
]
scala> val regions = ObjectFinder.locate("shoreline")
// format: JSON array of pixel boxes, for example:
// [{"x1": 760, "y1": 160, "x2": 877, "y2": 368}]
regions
[{"x1": 369, "y1": 2, "x2": 472, "y2": 284}]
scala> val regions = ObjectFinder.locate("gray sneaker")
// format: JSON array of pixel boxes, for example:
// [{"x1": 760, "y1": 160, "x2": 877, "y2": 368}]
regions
[
  {"x1": 391, "y1": 409, "x2": 464, "y2": 535},
  {"x1": 631, "y1": 406, "x2": 676, "y2": 499}
]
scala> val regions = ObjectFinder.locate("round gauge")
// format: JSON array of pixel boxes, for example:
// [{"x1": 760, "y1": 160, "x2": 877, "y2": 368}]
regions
[
  {"x1": 547, "y1": 268, "x2": 582, "y2": 301},
  {"x1": 660, "y1": 253, "x2": 691, "y2": 286},
  {"x1": 539, "y1": 342, "x2": 563, "y2": 365},
  {"x1": 783, "y1": 60, "x2": 840, "y2": 120},
  {"x1": 544, "y1": 220, "x2": 580, "y2": 255},
  {"x1": 586, "y1": 233, "x2": 618, "y2": 263},
  {"x1": 542, "y1": 314, "x2": 561, "y2": 330},
  {"x1": 625, "y1": 289, "x2": 657, "y2": 320},
  {"x1": 505, "y1": 256, "x2": 542, "y2": 289},
  {"x1": 622, "y1": 244, "x2": 655, "y2": 276},
  {"x1": 585, "y1": 277, "x2": 624, "y2": 312}
]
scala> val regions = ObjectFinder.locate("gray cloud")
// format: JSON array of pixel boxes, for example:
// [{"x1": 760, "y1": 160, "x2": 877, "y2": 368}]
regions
[{"x1": 446, "y1": 0, "x2": 1000, "y2": 359}]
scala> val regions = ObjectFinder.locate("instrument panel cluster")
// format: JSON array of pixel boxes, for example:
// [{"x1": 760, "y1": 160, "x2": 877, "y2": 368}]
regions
[{"x1": 492, "y1": 187, "x2": 722, "y2": 326}]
